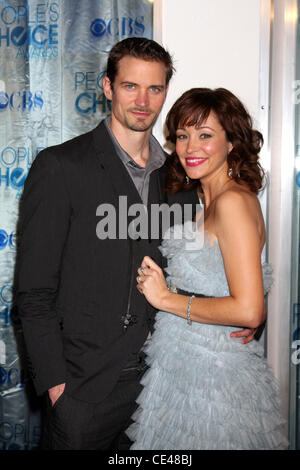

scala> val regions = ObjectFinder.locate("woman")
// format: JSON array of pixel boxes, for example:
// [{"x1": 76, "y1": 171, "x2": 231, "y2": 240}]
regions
[{"x1": 126, "y1": 88, "x2": 288, "y2": 450}]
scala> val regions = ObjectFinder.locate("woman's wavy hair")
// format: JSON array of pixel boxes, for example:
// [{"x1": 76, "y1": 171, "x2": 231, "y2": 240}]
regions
[{"x1": 165, "y1": 88, "x2": 265, "y2": 194}]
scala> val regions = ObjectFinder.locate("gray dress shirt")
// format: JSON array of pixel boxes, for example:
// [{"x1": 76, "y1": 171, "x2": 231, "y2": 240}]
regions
[{"x1": 104, "y1": 117, "x2": 166, "y2": 205}]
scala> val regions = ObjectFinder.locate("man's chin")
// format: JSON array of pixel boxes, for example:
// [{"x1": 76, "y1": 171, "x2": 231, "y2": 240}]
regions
[
  {"x1": 129, "y1": 125, "x2": 152, "y2": 132},
  {"x1": 127, "y1": 118, "x2": 157, "y2": 133}
]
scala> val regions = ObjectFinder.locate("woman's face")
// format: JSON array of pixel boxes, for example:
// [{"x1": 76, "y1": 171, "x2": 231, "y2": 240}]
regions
[{"x1": 175, "y1": 111, "x2": 233, "y2": 183}]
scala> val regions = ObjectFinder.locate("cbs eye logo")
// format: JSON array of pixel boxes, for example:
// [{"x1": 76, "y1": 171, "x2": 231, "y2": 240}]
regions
[
  {"x1": 90, "y1": 19, "x2": 106, "y2": 38},
  {"x1": 0, "y1": 230, "x2": 16, "y2": 250},
  {"x1": 89, "y1": 17, "x2": 145, "y2": 40}
]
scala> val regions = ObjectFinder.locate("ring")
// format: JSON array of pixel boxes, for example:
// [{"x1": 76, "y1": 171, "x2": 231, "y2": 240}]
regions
[{"x1": 140, "y1": 267, "x2": 146, "y2": 274}]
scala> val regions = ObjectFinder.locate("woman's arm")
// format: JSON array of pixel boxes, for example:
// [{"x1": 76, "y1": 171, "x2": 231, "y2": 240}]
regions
[{"x1": 137, "y1": 191, "x2": 266, "y2": 329}]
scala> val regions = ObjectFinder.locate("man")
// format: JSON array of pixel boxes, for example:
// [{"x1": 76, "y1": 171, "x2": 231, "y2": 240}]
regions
[{"x1": 17, "y1": 37, "x2": 255, "y2": 450}]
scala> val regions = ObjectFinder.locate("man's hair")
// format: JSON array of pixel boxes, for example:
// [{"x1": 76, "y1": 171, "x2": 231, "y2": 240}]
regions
[{"x1": 106, "y1": 37, "x2": 174, "y2": 87}]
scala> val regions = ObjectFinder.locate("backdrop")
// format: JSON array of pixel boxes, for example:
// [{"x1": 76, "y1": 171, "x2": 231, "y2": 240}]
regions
[{"x1": 0, "y1": 0, "x2": 153, "y2": 450}]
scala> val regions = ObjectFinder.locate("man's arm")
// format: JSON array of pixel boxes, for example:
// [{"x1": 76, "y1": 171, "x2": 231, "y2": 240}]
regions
[{"x1": 17, "y1": 149, "x2": 71, "y2": 396}]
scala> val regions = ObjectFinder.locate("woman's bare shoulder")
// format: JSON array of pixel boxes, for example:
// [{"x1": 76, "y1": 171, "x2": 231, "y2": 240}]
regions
[
  {"x1": 215, "y1": 185, "x2": 258, "y2": 213},
  {"x1": 214, "y1": 186, "x2": 265, "y2": 245}
]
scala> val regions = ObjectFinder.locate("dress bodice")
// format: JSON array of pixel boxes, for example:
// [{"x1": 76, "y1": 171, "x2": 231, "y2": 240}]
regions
[{"x1": 160, "y1": 221, "x2": 273, "y2": 298}]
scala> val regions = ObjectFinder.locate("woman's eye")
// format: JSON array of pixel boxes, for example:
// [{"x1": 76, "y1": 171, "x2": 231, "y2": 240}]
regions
[
  {"x1": 200, "y1": 133, "x2": 212, "y2": 139},
  {"x1": 176, "y1": 134, "x2": 187, "y2": 140}
]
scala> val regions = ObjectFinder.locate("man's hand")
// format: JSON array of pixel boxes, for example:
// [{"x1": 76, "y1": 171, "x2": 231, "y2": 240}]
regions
[
  {"x1": 48, "y1": 383, "x2": 66, "y2": 407},
  {"x1": 230, "y1": 328, "x2": 257, "y2": 344}
]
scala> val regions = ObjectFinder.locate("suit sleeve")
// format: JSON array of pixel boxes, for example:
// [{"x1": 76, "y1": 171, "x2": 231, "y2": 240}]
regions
[{"x1": 17, "y1": 149, "x2": 71, "y2": 395}]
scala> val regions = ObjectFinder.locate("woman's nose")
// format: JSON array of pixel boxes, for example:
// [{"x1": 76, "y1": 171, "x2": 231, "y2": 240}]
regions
[{"x1": 187, "y1": 139, "x2": 201, "y2": 154}]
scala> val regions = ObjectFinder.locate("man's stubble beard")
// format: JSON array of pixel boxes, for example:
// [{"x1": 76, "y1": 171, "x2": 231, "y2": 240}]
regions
[{"x1": 124, "y1": 113, "x2": 158, "y2": 133}]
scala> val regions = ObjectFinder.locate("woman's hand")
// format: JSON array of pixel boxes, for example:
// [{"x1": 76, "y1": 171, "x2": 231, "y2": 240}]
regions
[{"x1": 137, "y1": 256, "x2": 171, "y2": 310}]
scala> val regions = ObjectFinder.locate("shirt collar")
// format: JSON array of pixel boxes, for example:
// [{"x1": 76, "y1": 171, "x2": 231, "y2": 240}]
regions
[{"x1": 104, "y1": 116, "x2": 165, "y2": 170}]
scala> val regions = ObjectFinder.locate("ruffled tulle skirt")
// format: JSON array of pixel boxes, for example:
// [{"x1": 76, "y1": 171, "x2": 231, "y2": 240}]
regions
[{"x1": 126, "y1": 312, "x2": 288, "y2": 450}]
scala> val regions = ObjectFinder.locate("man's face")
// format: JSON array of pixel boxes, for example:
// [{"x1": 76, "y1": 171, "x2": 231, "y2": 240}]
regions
[{"x1": 103, "y1": 56, "x2": 168, "y2": 133}]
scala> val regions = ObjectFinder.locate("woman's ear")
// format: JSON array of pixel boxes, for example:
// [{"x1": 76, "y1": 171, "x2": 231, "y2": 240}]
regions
[{"x1": 228, "y1": 141, "x2": 234, "y2": 154}]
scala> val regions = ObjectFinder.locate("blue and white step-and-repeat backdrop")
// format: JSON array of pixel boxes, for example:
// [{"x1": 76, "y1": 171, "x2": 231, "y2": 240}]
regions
[{"x1": 0, "y1": 0, "x2": 153, "y2": 450}]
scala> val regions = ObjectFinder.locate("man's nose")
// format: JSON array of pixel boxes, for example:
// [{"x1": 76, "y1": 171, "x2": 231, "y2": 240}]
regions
[{"x1": 135, "y1": 89, "x2": 149, "y2": 108}]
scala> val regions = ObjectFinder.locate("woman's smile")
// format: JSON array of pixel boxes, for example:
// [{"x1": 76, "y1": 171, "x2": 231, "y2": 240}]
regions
[{"x1": 185, "y1": 157, "x2": 208, "y2": 167}]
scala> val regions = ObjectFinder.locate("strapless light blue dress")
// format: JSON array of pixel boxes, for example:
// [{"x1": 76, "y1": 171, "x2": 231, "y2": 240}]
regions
[{"x1": 126, "y1": 222, "x2": 288, "y2": 450}]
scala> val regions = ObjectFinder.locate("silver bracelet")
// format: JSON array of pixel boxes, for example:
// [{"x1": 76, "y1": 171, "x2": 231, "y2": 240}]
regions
[{"x1": 186, "y1": 295, "x2": 195, "y2": 325}]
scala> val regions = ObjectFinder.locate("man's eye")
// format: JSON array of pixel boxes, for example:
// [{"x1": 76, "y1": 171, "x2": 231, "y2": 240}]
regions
[
  {"x1": 150, "y1": 87, "x2": 161, "y2": 93},
  {"x1": 125, "y1": 84, "x2": 135, "y2": 89}
]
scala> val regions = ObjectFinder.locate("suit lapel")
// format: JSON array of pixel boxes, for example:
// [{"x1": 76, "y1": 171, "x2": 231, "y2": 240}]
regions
[
  {"x1": 147, "y1": 167, "x2": 164, "y2": 208},
  {"x1": 157, "y1": 163, "x2": 167, "y2": 203},
  {"x1": 92, "y1": 121, "x2": 143, "y2": 208}
]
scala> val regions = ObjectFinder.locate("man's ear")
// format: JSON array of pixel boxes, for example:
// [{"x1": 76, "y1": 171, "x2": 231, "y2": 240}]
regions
[{"x1": 103, "y1": 76, "x2": 113, "y2": 100}]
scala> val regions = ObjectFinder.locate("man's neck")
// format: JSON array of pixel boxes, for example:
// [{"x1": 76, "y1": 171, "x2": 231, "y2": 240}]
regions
[{"x1": 109, "y1": 119, "x2": 152, "y2": 168}]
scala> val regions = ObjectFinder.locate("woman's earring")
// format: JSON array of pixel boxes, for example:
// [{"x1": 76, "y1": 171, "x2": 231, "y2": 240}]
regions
[
  {"x1": 228, "y1": 168, "x2": 233, "y2": 178},
  {"x1": 185, "y1": 175, "x2": 190, "y2": 184}
]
